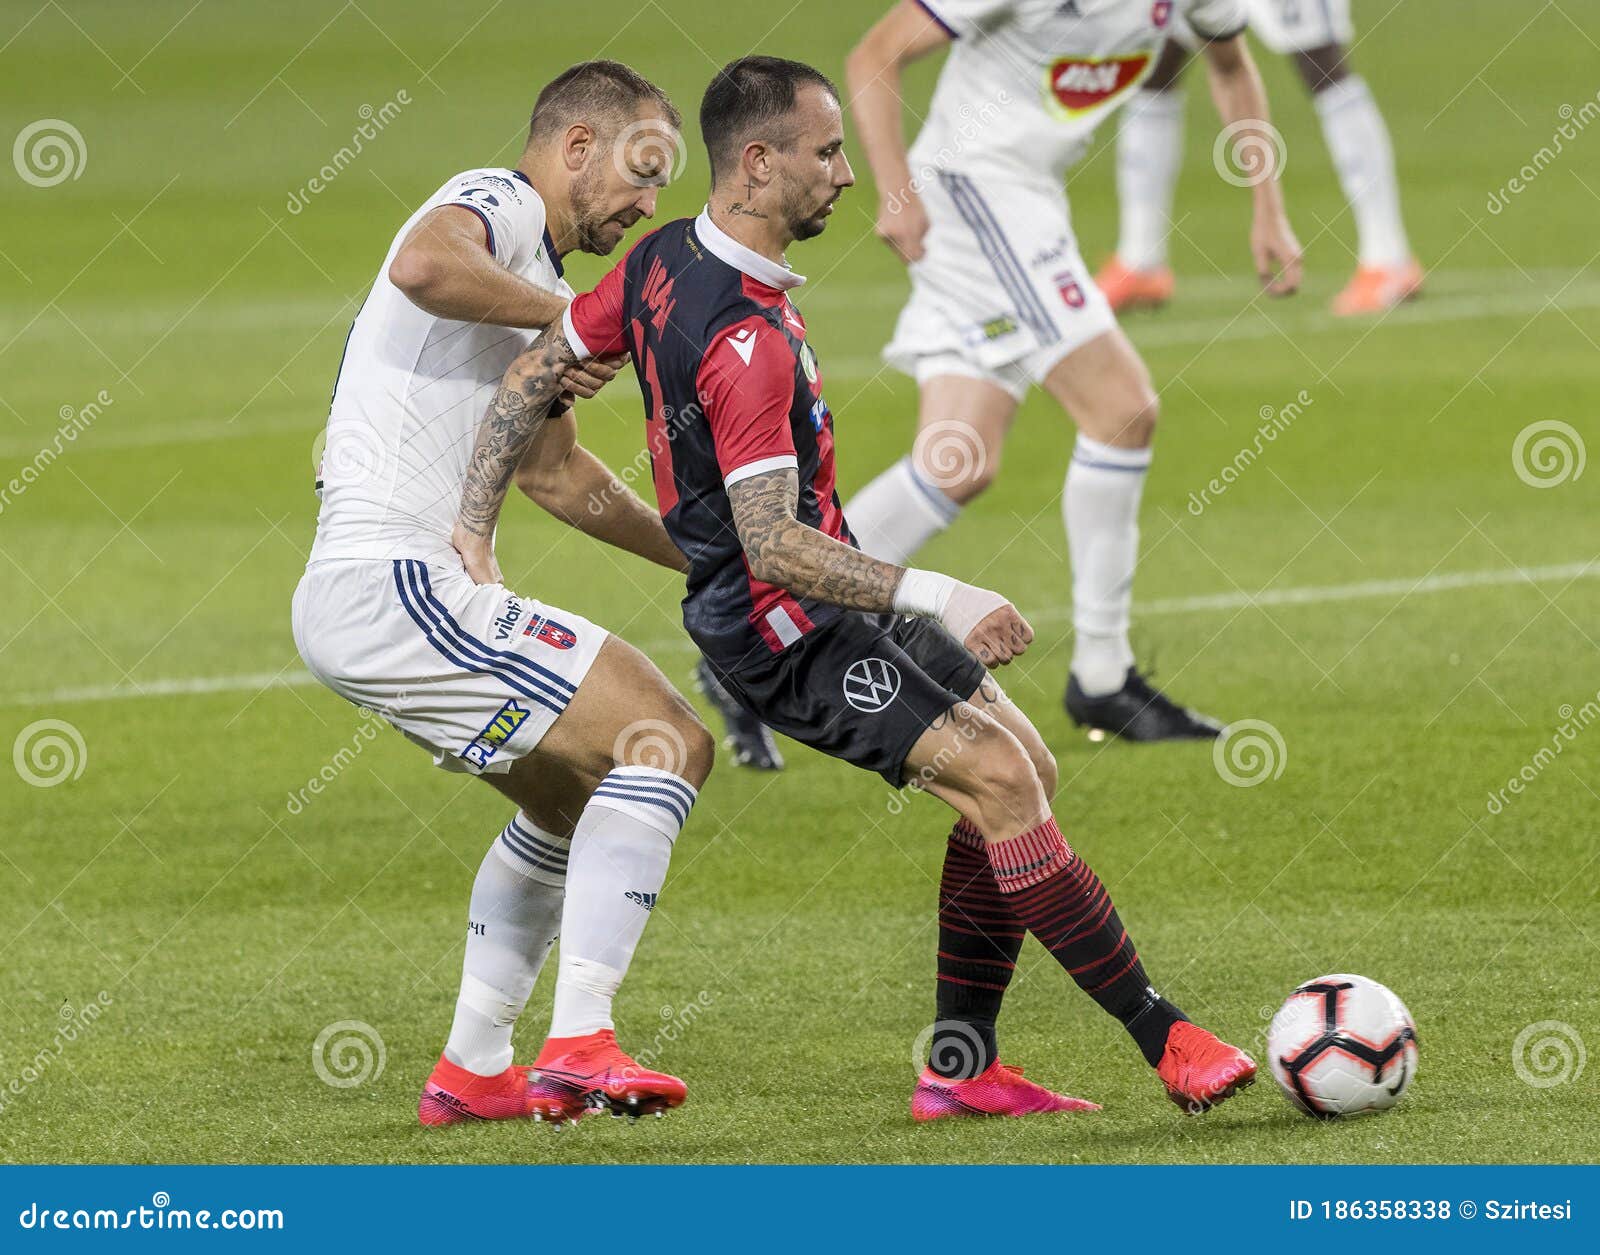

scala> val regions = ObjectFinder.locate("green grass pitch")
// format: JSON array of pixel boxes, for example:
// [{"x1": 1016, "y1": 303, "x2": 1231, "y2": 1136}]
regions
[{"x1": 1, "y1": 0, "x2": 1596, "y2": 1164}]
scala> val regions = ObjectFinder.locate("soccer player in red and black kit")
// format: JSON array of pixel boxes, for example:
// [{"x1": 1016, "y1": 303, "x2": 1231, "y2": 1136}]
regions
[{"x1": 453, "y1": 56, "x2": 1255, "y2": 1119}]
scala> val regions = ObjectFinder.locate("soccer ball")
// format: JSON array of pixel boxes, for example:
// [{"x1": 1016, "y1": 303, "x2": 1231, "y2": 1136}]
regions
[{"x1": 1266, "y1": 973, "x2": 1418, "y2": 1119}]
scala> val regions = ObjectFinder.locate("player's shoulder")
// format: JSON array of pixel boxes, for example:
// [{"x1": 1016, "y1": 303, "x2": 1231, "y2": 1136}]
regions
[{"x1": 432, "y1": 167, "x2": 543, "y2": 214}]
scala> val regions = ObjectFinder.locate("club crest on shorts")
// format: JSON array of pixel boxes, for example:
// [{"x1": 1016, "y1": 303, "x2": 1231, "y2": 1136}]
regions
[
  {"x1": 461, "y1": 699, "x2": 530, "y2": 769},
  {"x1": 1055, "y1": 272, "x2": 1087, "y2": 308},
  {"x1": 843, "y1": 657, "x2": 902, "y2": 713},
  {"x1": 1152, "y1": 1, "x2": 1172, "y2": 28},
  {"x1": 521, "y1": 613, "x2": 577, "y2": 650}
]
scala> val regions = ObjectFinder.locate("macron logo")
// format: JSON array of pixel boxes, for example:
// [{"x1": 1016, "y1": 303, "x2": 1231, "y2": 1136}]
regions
[{"x1": 727, "y1": 327, "x2": 758, "y2": 366}]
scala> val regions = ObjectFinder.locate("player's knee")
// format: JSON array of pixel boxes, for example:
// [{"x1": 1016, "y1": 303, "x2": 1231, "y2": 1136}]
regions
[
  {"x1": 1121, "y1": 388, "x2": 1159, "y2": 446},
  {"x1": 916, "y1": 441, "x2": 997, "y2": 503},
  {"x1": 1032, "y1": 745, "x2": 1058, "y2": 803},
  {"x1": 671, "y1": 712, "x2": 716, "y2": 790},
  {"x1": 971, "y1": 727, "x2": 1048, "y2": 828}
]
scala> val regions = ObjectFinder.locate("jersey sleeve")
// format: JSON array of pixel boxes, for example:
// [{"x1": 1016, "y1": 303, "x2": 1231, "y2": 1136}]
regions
[
  {"x1": 438, "y1": 170, "x2": 544, "y2": 267},
  {"x1": 561, "y1": 256, "x2": 629, "y2": 358},
  {"x1": 914, "y1": 0, "x2": 1014, "y2": 39},
  {"x1": 1184, "y1": 0, "x2": 1248, "y2": 40},
  {"x1": 696, "y1": 316, "x2": 798, "y2": 487}
]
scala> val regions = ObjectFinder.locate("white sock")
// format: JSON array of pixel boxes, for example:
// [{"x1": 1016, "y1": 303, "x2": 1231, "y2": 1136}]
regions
[
  {"x1": 1115, "y1": 88, "x2": 1186, "y2": 270},
  {"x1": 1314, "y1": 76, "x2": 1410, "y2": 267},
  {"x1": 443, "y1": 814, "x2": 569, "y2": 1076},
  {"x1": 845, "y1": 455, "x2": 962, "y2": 564},
  {"x1": 548, "y1": 766, "x2": 696, "y2": 1038},
  {"x1": 1065, "y1": 435, "x2": 1151, "y2": 696}
]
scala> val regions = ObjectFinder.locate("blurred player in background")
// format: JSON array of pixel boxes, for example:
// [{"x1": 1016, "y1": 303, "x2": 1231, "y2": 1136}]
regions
[
  {"x1": 293, "y1": 62, "x2": 708, "y2": 1129},
  {"x1": 456, "y1": 55, "x2": 1259, "y2": 1120},
  {"x1": 1101, "y1": 0, "x2": 1422, "y2": 315},
  {"x1": 844, "y1": 0, "x2": 1302, "y2": 743}
]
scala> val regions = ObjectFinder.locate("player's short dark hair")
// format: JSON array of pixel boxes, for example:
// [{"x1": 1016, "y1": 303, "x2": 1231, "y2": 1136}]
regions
[
  {"x1": 699, "y1": 55, "x2": 839, "y2": 183},
  {"x1": 528, "y1": 60, "x2": 681, "y2": 142}
]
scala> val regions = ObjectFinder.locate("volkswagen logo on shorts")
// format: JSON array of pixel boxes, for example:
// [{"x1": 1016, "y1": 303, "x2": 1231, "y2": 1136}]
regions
[{"x1": 843, "y1": 658, "x2": 901, "y2": 713}]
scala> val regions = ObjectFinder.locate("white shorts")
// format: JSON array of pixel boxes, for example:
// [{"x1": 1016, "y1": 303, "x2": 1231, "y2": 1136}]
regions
[
  {"x1": 291, "y1": 558, "x2": 608, "y2": 774},
  {"x1": 1176, "y1": 0, "x2": 1353, "y2": 54},
  {"x1": 884, "y1": 171, "x2": 1116, "y2": 403}
]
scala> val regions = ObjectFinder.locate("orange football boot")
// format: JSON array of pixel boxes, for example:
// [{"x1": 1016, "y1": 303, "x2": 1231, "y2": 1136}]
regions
[
  {"x1": 1095, "y1": 255, "x2": 1176, "y2": 313},
  {"x1": 911, "y1": 1060, "x2": 1101, "y2": 1122},
  {"x1": 1331, "y1": 258, "x2": 1424, "y2": 316},
  {"x1": 529, "y1": 1029, "x2": 686, "y2": 1122},
  {"x1": 1156, "y1": 1021, "x2": 1257, "y2": 1114}
]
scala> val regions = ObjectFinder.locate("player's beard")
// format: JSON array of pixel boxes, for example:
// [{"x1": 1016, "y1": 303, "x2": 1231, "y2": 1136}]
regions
[
  {"x1": 569, "y1": 161, "x2": 630, "y2": 256},
  {"x1": 784, "y1": 178, "x2": 840, "y2": 242}
]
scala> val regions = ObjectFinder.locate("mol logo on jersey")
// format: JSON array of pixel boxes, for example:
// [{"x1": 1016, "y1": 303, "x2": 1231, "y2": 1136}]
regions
[{"x1": 1044, "y1": 52, "x2": 1152, "y2": 117}]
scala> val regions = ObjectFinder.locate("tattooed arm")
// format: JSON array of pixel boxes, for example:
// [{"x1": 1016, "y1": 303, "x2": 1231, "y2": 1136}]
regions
[
  {"x1": 451, "y1": 323, "x2": 581, "y2": 583},
  {"x1": 727, "y1": 468, "x2": 1035, "y2": 666}
]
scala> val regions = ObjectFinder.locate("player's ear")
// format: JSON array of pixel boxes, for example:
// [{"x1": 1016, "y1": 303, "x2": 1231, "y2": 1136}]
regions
[
  {"x1": 742, "y1": 140, "x2": 772, "y2": 188},
  {"x1": 562, "y1": 122, "x2": 597, "y2": 171}
]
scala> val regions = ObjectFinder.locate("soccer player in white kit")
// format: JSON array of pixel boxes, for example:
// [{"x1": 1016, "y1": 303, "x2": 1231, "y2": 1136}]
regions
[
  {"x1": 291, "y1": 62, "x2": 712, "y2": 1127},
  {"x1": 1101, "y1": 0, "x2": 1421, "y2": 315},
  {"x1": 844, "y1": 1, "x2": 1303, "y2": 741}
]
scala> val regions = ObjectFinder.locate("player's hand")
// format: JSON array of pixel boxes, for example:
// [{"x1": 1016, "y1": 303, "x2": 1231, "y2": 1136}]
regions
[
  {"x1": 560, "y1": 353, "x2": 627, "y2": 400},
  {"x1": 941, "y1": 583, "x2": 1034, "y2": 668},
  {"x1": 876, "y1": 189, "x2": 929, "y2": 265},
  {"x1": 1252, "y1": 210, "x2": 1303, "y2": 297},
  {"x1": 451, "y1": 524, "x2": 503, "y2": 586}
]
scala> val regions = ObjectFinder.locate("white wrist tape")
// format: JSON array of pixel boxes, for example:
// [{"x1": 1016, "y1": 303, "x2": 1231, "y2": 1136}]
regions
[{"x1": 892, "y1": 568, "x2": 957, "y2": 620}]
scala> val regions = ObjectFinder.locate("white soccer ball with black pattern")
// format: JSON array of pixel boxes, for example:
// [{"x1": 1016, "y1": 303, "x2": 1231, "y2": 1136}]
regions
[{"x1": 1266, "y1": 974, "x2": 1418, "y2": 1118}]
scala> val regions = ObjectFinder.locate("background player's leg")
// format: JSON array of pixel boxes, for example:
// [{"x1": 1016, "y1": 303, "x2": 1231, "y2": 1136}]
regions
[
  {"x1": 846, "y1": 373, "x2": 1018, "y2": 564},
  {"x1": 1100, "y1": 40, "x2": 1191, "y2": 311},
  {"x1": 1042, "y1": 330, "x2": 1222, "y2": 739},
  {"x1": 1294, "y1": 43, "x2": 1421, "y2": 314}
]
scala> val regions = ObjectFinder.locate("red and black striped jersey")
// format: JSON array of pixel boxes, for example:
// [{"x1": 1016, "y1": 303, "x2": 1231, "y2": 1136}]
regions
[{"x1": 563, "y1": 210, "x2": 853, "y2": 671}]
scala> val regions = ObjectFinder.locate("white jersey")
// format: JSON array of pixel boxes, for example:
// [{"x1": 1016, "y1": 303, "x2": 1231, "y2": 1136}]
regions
[
  {"x1": 308, "y1": 167, "x2": 572, "y2": 568},
  {"x1": 910, "y1": 0, "x2": 1247, "y2": 185}
]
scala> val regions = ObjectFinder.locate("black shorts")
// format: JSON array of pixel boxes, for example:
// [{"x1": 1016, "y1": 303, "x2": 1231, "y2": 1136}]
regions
[{"x1": 707, "y1": 613, "x2": 987, "y2": 787}]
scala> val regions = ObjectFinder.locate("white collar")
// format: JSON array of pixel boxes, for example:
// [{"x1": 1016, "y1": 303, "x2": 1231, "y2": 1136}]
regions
[{"x1": 694, "y1": 208, "x2": 806, "y2": 291}]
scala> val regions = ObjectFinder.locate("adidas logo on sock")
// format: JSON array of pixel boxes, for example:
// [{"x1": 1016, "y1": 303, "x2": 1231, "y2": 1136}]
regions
[{"x1": 624, "y1": 891, "x2": 658, "y2": 911}]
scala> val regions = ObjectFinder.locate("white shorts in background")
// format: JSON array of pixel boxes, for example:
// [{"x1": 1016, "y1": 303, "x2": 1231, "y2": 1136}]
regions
[
  {"x1": 884, "y1": 171, "x2": 1116, "y2": 403},
  {"x1": 1176, "y1": 0, "x2": 1353, "y2": 54},
  {"x1": 291, "y1": 558, "x2": 608, "y2": 774}
]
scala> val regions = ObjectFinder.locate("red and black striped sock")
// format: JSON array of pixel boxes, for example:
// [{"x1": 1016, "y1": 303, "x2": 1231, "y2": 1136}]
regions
[
  {"x1": 930, "y1": 819, "x2": 1024, "y2": 1079},
  {"x1": 986, "y1": 816, "x2": 1187, "y2": 1066}
]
